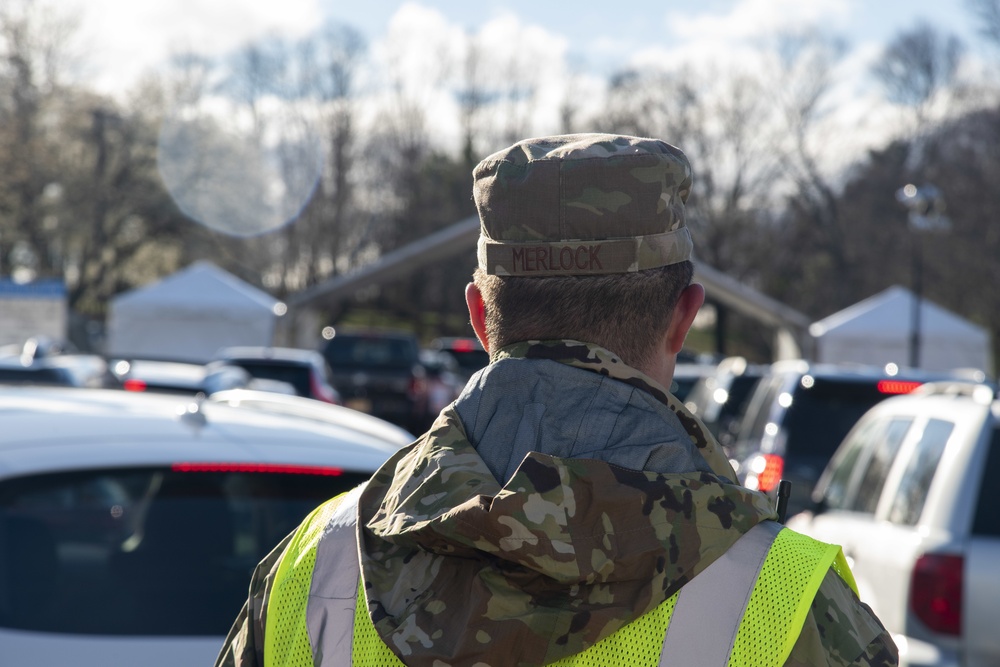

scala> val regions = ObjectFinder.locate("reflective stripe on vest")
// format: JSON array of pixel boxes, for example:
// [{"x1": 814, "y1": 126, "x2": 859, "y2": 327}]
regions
[{"x1": 265, "y1": 490, "x2": 856, "y2": 667}]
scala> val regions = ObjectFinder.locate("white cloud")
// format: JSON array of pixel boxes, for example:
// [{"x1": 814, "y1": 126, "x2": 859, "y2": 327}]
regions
[
  {"x1": 626, "y1": 0, "x2": 853, "y2": 73},
  {"x1": 667, "y1": 0, "x2": 852, "y2": 42},
  {"x1": 375, "y1": 2, "x2": 466, "y2": 90},
  {"x1": 69, "y1": 0, "x2": 323, "y2": 95},
  {"x1": 366, "y1": 4, "x2": 575, "y2": 152}
]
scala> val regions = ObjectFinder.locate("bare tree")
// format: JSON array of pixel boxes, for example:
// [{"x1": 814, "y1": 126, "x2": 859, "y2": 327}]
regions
[
  {"x1": 872, "y1": 22, "x2": 965, "y2": 133},
  {"x1": 596, "y1": 64, "x2": 781, "y2": 275},
  {"x1": 456, "y1": 33, "x2": 489, "y2": 169},
  {"x1": 767, "y1": 32, "x2": 863, "y2": 310},
  {"x1": 967, "y1": 0, "x2": 1000, "y2": 47},
  {"x1": 152, "y1": 24, "x2": 368, "y2": 308},
  {"x1": 222, "y1": 38, "x2": 284, "y2": 137},
  {"x1": 0, "y1": 0, "x2": 77, "y2": 278},
  {"x1": 61, "y1": 99, "x2": 191, "y2": 314},
  {"x1": 298, "y1": 24, "x2": 365, "y2": 284}
]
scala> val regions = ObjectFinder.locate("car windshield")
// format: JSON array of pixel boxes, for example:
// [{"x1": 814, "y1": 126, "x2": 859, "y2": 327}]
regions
[{"x1": 0, "y1": 466, "x2": 368, "y2": 636}]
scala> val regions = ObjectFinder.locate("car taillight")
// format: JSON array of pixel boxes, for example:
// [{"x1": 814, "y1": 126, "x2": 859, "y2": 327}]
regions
[
  {"x1": 171, "y1": 463, "x2": 343, "y2": 476},
  {"x1": 410, "y1": 377, "x2": 427, "y2": 398},
  {"x1": 878, "y1": 380, "x2": 922, "y2": 394},
  {"x1": 910, "y1": 553, "x2": 963, "y2": 636},
  {"x1": 123, "y1": 379, "x2": 147, "y2": 392},
  {"x1": 747, "y1": 453, "x2": 784, "y2": 493},
  {"x1": 310, "y1": 373, "x2": 339, "y2": 404},
  {"x1": 451, "y1": 339, "x2": 476, "y2": 352}
]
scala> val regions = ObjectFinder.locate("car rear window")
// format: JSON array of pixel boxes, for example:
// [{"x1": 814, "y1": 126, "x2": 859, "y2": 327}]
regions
[
  {"x1": 0, "y1": 466, "x2": 369, "y2": 636},
  {"x1": 230, "y1": 360, "x2": 311, "y2": 396},
  {"x1": 0, "y1": 367, "x2": 68, "y2": 385},
  {"x1": 781, "y1": 378, "x2": 901, "y2": 463},
  {"x1": 324, "y1": 336, "x2": 419, "y2": 370},
  {"x1": 971, "y1": 427, "x2": 1000, "y2": 537},
  {"x1": 441, "y1": 348, "x2": 490, "y2": 374}
]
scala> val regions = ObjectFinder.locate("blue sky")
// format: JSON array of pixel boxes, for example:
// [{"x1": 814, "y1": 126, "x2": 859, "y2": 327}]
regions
[
  {"x1": 72, "y1": 0, "x2": 990, "y2": 96},
  {"x1": 62, "y1": 0, "x2": 996, "y2": 180},
  {"x1": 321, "y1": 0, "x2": 985, "y2": 72},
  {"x1": 56, "y1": 0, "x2": 993, "y2": 236}
]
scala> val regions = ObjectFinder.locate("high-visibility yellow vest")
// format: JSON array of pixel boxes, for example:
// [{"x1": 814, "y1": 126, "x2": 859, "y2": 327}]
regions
[{"x1": 264, "y1": 487, "x2": 857, "y2": 667}]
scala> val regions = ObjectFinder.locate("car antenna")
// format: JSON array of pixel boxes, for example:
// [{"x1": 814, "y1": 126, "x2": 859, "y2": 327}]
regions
[{"x1": 775, "y1": 480, "x2": 792, "y2": 524}]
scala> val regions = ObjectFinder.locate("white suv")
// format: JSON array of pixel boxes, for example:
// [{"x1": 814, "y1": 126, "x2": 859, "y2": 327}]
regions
[
  {"x1": 0, "y1": 386, "x2": 411, "y2": 667},
  {"x1": 787, "y1": 381, "x2": 1000, "y2": 667}
]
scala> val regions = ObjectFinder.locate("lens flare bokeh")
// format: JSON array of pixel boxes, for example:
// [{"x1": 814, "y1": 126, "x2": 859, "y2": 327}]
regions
[{"x1": 157, "y1": 104, "x2": 323, "y2": 237}]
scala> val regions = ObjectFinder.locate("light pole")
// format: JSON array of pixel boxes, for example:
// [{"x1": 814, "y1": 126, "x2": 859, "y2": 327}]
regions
[{"x1": 894, "y1": 183, "x2": 951, "y2": 368}]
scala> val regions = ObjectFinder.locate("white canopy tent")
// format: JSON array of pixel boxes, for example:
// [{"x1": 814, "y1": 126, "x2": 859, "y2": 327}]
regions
[
  {"x1": 810, "y1": 285, "x2": 992, "y2": 374},
  {"x1": 105, "y1": 262, "x2": 284, "y2": 363}
]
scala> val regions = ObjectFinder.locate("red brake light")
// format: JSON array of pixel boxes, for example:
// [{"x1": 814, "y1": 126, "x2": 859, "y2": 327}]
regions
[
  {"x1": 171, "y1": 463, "x2": 343, "y2": 476},
  {"x1": 756, "y1": 454, "x2": 784, "y2": 492},
  {"x1": 409, "y1": 375, "x2": 427, "y2": 399},
  {"x1": 910, "y1": 553, "x2": 963, "y2": 636},
  {"x1": 452, "y1": 339, "x2": 476, "y2": 352},
  {"x1": 310, "y1": 373, "x2": 338, "y2": 404},
  {"x1": 123, "y1": 379, "x2": 148, "y2": 392},
  {"x1": 750, "y1": 454, "x2": 785, "y2": 493},
  {"x1": 878, "y1": 380, "x2": 922, "y2": 394}
]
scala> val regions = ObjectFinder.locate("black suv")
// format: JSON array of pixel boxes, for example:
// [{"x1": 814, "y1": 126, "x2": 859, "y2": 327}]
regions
[{"x1": 321, "y1": 329, "x2": 430, "y2": 432}]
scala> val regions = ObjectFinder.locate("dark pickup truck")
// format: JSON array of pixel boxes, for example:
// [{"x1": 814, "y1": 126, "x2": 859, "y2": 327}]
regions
[{"x1": 321, "y1": 328, "x2": 431, "y2": 433}]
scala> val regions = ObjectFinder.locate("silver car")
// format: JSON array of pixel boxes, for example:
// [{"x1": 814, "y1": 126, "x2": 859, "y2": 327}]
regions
[{"x1": 787, "y1": 381, "x2": 1000, "y2": 667}]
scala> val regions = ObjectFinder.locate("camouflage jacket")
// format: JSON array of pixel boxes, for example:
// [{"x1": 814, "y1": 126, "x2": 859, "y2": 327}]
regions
[{"x1": 215, "y1": 341, "x2": 898, "y2": 667}]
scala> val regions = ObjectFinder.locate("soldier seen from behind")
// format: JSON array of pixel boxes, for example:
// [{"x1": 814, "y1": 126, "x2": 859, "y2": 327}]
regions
[{"x1": 215, "y1": 133, "x2": 898, "y2": 666}]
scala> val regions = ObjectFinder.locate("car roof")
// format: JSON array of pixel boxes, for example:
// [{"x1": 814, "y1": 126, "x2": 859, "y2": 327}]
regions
[
  {"x1": 325, "y1": 327, "x2": 417, "y2": 341},
  {"x1": 673, "y1": 362, "x2": 717, "y2": 378},
  {"x1": 112, "y1": 358, "x2": 207, "y2": 381},
  {"x1": 0, "y1": 386, "x2": 404, "y2": 480},
  {"x1": 430, "y1": 336, "x2": 485, "y2": 350},
  {"x1": 215, "y1": 346, "x2": 322, "y2": 363},
  {"x1": 209, "y1": 389, "x2": 414, "y2": 445},
  {"x1": 765, "y1": 358, "x2": 975, "y2": 383},
  {"x1": 711, "y1": 356, "x2": 768, "y2": 377}
]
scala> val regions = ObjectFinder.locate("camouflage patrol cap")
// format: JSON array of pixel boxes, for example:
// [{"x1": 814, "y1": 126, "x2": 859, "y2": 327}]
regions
[{"x1": 474, "y1": 133, "x2": 694, "y2": 276}]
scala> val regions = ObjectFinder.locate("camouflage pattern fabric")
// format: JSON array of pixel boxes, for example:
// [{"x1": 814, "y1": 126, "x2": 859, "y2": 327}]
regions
[
  {"x1": 474, "y1": 134, "x2": 694, "y2": 276},
  {"x1": 214, "y1": 340, "x2": 897, "y2": 667}
]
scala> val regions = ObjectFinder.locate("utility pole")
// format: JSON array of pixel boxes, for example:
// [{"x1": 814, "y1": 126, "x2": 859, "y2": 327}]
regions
[{"x1": 894, "y1": 183, "x2": 951, "y2": 369}]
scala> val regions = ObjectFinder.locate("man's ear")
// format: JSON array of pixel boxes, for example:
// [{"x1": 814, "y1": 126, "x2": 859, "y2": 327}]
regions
[
  {"x1": 666, "y1": 283, "x2": 705, "y2": 354},
  {"x1": 465, "y1": 282, "x2": 490, "y2": 354}
]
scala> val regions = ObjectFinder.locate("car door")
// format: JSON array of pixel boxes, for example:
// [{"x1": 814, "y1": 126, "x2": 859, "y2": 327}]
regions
[
  {"x1": 852, "y1": 417, "x2": 958, "y2": 641},
  {"x1": 799, "y1": 412, "x2": 916, "y2": 621},
  {"x1": 965, "y1": 423, "x2": 1000, "y2": 666}
]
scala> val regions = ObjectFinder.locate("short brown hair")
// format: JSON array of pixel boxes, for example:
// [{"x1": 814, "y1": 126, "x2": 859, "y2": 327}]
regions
[{"x1": 473, "y1": 261, "x2": 694, "y2": 370}]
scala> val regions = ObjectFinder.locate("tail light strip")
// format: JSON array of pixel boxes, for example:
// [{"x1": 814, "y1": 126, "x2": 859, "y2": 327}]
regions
[{"x1": 172, "y1": 462, "x2": 343, "y2": 476}]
